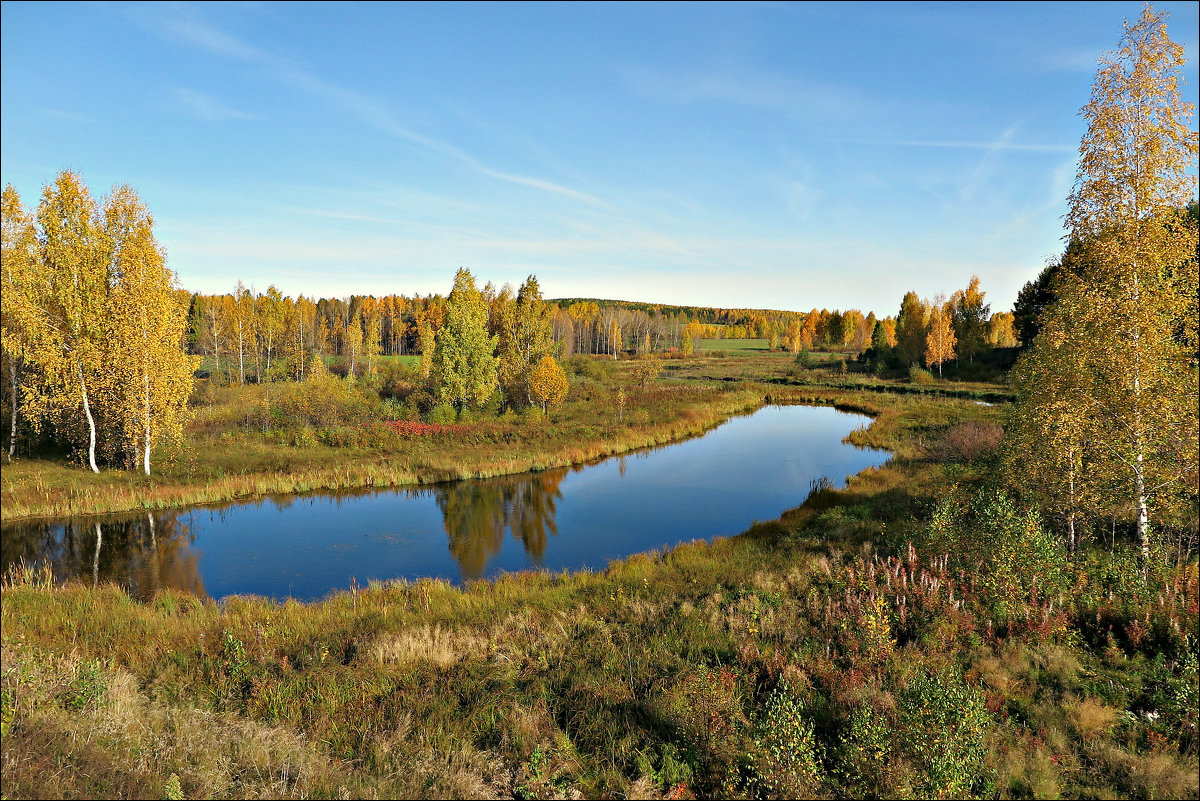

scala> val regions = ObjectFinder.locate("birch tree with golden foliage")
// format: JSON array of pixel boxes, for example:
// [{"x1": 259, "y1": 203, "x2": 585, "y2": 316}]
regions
[
  {"x1": 528, "y1": 355, "x2": 569, "y2": 413},
  {"x1": 1, "y1": 172, "x2": 196, "y2": 473},
  {"x1": 924, "y1": 299, "x2": 956, "y2": 378},
  {"x1": 22, "y1": 172, "x2": 111, "y2": 472},
  {"x1": 1008, "y1": 5, "x2": 1199, "y2": 558},
  {"x1": 1, "y1": 185, "x2": 38, "y2": 458},
  {"x1": 104, "y1": 185, "x2": 198, "y2": 474}
]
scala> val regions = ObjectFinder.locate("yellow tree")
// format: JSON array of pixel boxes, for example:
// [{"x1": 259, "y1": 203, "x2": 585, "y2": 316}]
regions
[
  {"x1": 568, "y1": 302, "x2": 599, "y2": 354},
  {"x1": 104, "y1": 185, "x2": 198, "y2": 474},
  {"x1": 191, "y1": 293, "x2": 229, "y2": 380},
  {"x1": 257, "y1": 285, "x2": 285, "y2": 377},
  {"x1": 880, "y1": 317, "x2": 897, "y2": 347},
  {"x1": 1006, "y1": 289, "x2": 1103, "y2": 551},
  {"x1": 363, "y1": 303, "x2": 382, "y2": 376},
  {"x1": 495, "y1": 276, "x2": 555, "y2": 406},
  {"x1": 415, "y1": 297, "x2": 445, "y2": 379},
  {"x1": 343, "y1": 308, "x2": 363, "y2": 380},
  {"x1": 634, "y1": 357, "x2": 661, "y2": 389},
  {"x1": 949, "y1": 275, "x2": 990, "y2": 362},
  {"x1": 232, "y1": 282, "x2": 254, "y2": 384},
  {"x1": 987, "y1": 312, "x2": 1017, "y2": 348},
  {"x1": 924, "y1": 298, "x2": 957, "y2": 378},
  {"x1": 1014, "y1": 5, "x2": 1198, "y2": 558},
  {"x1": 22, "y1": 172, "x2": 111, "y2": 472},
  {"x1": 895, "y1": 291, "x2": 929, "y2": 367},
  {"x1": 608, "y1": 317, "x2": 623, "y2": 359},
  {"x1": 528, "y1": 355, "x2": 569, "y2": 413},
  {"x1": 681, "y1": 321, "x2": 704, "y2": 356},
  {"x1": 1, "y1": 185, "x2": 37, "y2": 458}
]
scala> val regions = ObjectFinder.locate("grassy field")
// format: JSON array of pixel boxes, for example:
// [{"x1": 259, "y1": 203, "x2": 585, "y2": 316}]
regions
[
  {"x1": 698, "y1": 338, "x2": 772, "y2": 354},
  {"x1": 2, "y1": 353, "x2": 1196, "y2": 800}
]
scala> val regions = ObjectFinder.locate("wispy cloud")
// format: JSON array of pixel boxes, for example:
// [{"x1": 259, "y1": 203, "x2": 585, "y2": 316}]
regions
[
  {"x1": 174, "y1": 88, "x2": 261, "y2": 121},
  {"x1": 129, "y1": 4, "x2": 612, "y2": 209},
  {"x1": 619, "y1": 63, "x2": 874, "y2": 122},
  {"x1": 868, "y1": 139, "x2": 1073, "y2": 153},
  {"x1": 35, "y1": 108, "x2": 93, "y2": 123}
]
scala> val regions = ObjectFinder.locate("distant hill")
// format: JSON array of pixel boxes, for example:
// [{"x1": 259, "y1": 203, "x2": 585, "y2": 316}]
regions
[{"x1": 548, "y1": 298, "x2": 805, "y2": 325}]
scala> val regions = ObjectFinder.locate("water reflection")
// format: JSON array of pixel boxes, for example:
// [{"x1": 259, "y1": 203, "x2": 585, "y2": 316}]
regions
[
  {"x1": 436, "y1": 469, "x2": 567, "y2": 579},
  {"x1": 2, "y1": 511, "x2": 205, "y2": 600},
  {"x1": 0, "y1": 467, "x2": 575, "y2": 596}
]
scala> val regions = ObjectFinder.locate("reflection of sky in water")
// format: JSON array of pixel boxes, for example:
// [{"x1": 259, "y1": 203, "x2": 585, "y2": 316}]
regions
[{"x1": 2, "y1": 405, "x2": 888, "y2": 602}]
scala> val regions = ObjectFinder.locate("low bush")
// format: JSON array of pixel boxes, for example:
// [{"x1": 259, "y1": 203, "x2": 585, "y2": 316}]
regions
[{"x1": 909, "y1": 364, "x2": 936, "y2": 384}]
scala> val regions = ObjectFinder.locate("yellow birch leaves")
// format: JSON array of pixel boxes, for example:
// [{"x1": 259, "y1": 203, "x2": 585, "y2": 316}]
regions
[
  {"x1": 528, "y1": 355, "x2": 569, "y2": 413},
  {"x1": 1008, "y1": 6, "x2": 1198, "y2": 550},
  {"x1": 1, "y1": 171, "x2": 196, "y2": 473}
]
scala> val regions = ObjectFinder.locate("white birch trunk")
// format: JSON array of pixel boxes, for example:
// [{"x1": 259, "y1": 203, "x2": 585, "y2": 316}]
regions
[
  {"x1": 79, "y1": 366, "x2": 99, "y2": 473},
  {"x1": 143, "y1": 371, "x2": 152, "y2": 475},
  {"x1": 8, "y1": 356, "x2": 18, "y2": 458},
  {"x1": 92, "y1": 522, "x2": 102, "y2": 588}
]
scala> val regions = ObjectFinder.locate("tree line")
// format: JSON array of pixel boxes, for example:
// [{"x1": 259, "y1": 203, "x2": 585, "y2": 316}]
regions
[{"x1": 857, "y1": 276, "x2": 1018, "y2": 377}]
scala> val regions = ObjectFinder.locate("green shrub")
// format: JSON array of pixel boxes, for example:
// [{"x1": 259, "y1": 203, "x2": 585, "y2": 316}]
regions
[
  {"x1": 565, "y1": 355, "x2": 612, "y2": 381},
  {"x1": 749, "y1": 680, "x2": 823, "y2": 797},
  {"x1": 426, "y1": 403, "x2": 457, "y2": 424},
  {"x1": 162, "y1": 774, "x2": 184, "y2": 801},
  {"x1": 836, "y1": 702, "x2": 893, "y2": 796},
  {"x1": 924, "y1": 490, "x2": 1069, "y2": 627},
  {"x1": 62, "y1": 659, "x2": 107, "y2": 710},
  {"x1": 909, "y1": 364, "x2": 936, "y2": 384},
  {"x1": 898, "y1": 668, "x2": 993, "y2": 799}
]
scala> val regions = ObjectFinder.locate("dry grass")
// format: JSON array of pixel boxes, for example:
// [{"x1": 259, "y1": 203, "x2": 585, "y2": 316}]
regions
[
  {"x1": 367, "y1": 624, "x2": 489, "y2": 667},
  {"x1": 1064, "y1": 695, "x2": 1119, "y2": 738}
]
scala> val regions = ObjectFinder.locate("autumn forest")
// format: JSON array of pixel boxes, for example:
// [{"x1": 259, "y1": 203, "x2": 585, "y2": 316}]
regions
[{"x1": 1, "y1": 6, "x2": 1198, "y2": 801}]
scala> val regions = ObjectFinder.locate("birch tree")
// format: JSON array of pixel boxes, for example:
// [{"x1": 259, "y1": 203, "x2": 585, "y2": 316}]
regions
[
  {"x1": 1, "y1": 185, "x2": 37, "y2": 458},
  {"x1": 104, "y1": 185, "x2": 198, "y2": 474},
  {"x1": 1011, "y1": 5, "x2": 1199, "y2": 559},
  {"x1": 23, "y1": 172, "x2": 111, "y2": 472},
  {"x1": 924, "y1": 299, "x2": 957, "y2": 378},
  {"x1": 434, "y1": 268, "x2": 497, "y2": 412},
  {"x1": 528, "y1": 355, "x2": 569, "y2": 413}
]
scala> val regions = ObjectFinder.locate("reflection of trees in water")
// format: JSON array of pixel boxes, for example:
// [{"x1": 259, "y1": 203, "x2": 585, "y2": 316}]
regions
[
  {"x1": 434, "y1": 468, "x2": 568, "y2": 579},
  {"x1": 1, "y1": 512, "x2": 205, "y2": 600}
]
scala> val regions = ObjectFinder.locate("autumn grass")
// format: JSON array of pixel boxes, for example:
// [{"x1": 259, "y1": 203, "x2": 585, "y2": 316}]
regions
[{"x1": 698, "y1": 337, "x2": 772, "y2": 353}]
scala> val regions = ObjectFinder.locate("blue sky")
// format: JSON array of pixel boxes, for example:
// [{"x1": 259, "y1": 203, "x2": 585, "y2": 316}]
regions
[{"x1": 2, "y1": 1, "x2": 1197, "y2": 315}]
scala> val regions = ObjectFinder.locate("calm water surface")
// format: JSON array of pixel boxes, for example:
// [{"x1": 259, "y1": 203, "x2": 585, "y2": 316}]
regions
[{"x1": 1, "y1": 405, "x2": 889, "y2": 601}]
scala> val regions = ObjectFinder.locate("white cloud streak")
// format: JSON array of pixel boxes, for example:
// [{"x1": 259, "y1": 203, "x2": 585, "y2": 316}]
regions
[
  {"x1": 174, "y1": 88, "x2": 261, "y2": 121},
  {"x1": 130, "y1": 4, "x2": 612, "y2": 209}
]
